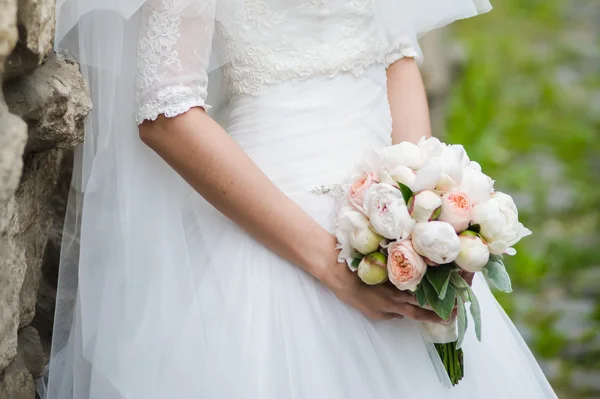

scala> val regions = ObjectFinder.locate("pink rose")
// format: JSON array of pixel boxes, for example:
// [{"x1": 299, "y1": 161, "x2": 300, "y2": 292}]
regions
[
  {"x1": 350, "y1": 172, "x2": 378, "y2": 207},
  {"x1": 438, "y1": 191, "x2": 472, "y2": 233},
  {"x1": 387, "y1": 240, "x2": 427, "y2": 292}
]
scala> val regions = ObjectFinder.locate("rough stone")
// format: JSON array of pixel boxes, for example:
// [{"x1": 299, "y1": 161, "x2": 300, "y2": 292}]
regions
[
  {"x1": 5, "y1": 53, "x2": 92, "y2": 154},
  {"x1": 4, "y1": 0, "x2": 56, "y2": 80},
  {"x1": 0, "y1": 0, "x2": 29, "y2": 378},
  {"x1": 17, "y1": 326, "x2": 47, "y2": 378},
  {"x1": 15, "y1": 150, "x2": 64, "y2": 328},
  {"x1": 0, "y1": 0, "x2": 19, "y2": 75},
  {"x1": 0, "y1": 354, "x2": 35, "y2": 399},
  {"x1": 0, "y1": 99, "x2": 27, "y2": 219},
  {"x1": 0, "y1": 152, "x2": 60, "y2": 377}
]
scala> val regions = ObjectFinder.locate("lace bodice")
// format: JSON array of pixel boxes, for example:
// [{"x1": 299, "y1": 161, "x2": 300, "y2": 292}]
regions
[{"x1": 135, "y1": 0, "x2": 419, "y2": 124}]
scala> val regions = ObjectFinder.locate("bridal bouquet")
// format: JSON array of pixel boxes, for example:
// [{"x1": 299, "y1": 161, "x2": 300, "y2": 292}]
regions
[{"x1": 334, "y1": 137, "x2": 531, "y2": 386}]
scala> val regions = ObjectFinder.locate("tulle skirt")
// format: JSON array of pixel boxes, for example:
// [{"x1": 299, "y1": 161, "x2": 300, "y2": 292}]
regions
[{"x1": 46, "y1": 66, "x2": 557, "y2": 399}]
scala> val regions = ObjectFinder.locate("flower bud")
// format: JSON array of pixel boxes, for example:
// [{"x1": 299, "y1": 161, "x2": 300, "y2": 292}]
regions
[
  {"x1": 350, "y1": 226, "x2": 383, "y2": 255},
  {"x1": 455, "y1": 230, "x2": 490, "y2": 272},
  {"x1": 357, "y1": 252, "x2": 389, "y2": 285},
  {"x1": 408, "y1": 190, "x2": 442, "y2": 223}
]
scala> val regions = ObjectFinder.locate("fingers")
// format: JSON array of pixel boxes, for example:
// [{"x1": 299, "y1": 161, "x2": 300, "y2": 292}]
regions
[
  {"x1": 374, "y1": 285, "x2": 420, "y2": 306},
  {"x1": 362, "y1": 310, "x2": 400, "y2": 321},
  {"x1": 394, "y1": 303, "x2": 447, "y2": 324},
  {"x1": 392, "y1": 291, "x2": 420, "y2": 306}
]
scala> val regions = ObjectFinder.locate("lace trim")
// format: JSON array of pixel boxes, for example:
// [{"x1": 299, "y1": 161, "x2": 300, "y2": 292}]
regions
[{"x1": 135, "y1": 85, "x2": 209, "y2": 124}]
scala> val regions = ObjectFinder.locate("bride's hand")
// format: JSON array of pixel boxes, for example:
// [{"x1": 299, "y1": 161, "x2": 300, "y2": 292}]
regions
[{"x1": 321, "y1": 261, "x2": 448, "y2": 323}]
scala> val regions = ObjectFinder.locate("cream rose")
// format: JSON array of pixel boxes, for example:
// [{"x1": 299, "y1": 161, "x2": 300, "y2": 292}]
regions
[
  {"x1": 362, "y1": 183, "x2": 415, "y2": 240},
  {"x1": 387, "y1": 240, "x2": 427, "y2": 292},
  {"x1": 411, "y1": 221, "x2": 461, "y2": 265},
  {"x1": 350, "y1": 172, "x2": 378, "y2": 208},
  {"x1": 455, "y1": 231, "x2": 490, "y2": 272},
  {"x1": 438, "y1": 190, "x2": 472, "y2": 233}
]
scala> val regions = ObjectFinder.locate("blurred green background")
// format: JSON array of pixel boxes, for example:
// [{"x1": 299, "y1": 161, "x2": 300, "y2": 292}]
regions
[{"x1": 443, "y1": 0, "x2": 600, "y2": 397}]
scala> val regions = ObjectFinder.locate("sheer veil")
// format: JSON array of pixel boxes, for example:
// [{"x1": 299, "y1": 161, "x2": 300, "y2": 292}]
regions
[
  {"x1": 44, "y1": 1, "x2": 242, "y2": 397},
  {"x1": 43, "y1": 0, "x2": 491, "y2": 398}
]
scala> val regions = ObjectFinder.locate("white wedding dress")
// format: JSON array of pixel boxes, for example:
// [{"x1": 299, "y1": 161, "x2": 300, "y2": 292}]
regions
[{"x1": 44, "y1": 0, "x2": 557, "y2": 398}]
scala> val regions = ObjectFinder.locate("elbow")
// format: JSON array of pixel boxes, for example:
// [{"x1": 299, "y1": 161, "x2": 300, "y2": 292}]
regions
[
  {"x1": 138, "y1": 119, "x2": 161, "y2": 148},
  {"x1": 138, "y1": 114, "x2": 176, "y2": 149}
]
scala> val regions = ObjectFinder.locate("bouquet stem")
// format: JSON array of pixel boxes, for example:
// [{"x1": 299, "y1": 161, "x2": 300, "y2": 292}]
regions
[{"x1": 434, "y1": 342, "x2": 464, "y2": 386}]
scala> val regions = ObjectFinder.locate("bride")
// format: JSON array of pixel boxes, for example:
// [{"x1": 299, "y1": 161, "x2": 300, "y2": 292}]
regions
[{"x1": 44, "y1": 0, "x2": 557, "y2": 398}]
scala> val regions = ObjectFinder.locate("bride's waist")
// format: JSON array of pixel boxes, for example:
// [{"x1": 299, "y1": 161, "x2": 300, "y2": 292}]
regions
[{"x1": 225, "y1": 67, "x2": 392, "y2": 192}]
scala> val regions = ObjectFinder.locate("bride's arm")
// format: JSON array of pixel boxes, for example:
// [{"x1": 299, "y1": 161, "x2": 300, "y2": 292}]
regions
[
  {"x1": 139, "y1": 110, "x2": 332, "y2": 283},
  {"x1": 386, "y1": 57, "x2": 432, "y2": 144},
  {"x1": 139, "y1": 110, "x2": 443, "y2": 324}
]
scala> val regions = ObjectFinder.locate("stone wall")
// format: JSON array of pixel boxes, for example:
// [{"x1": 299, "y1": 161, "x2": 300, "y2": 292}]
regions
[
  {"x1": 0, "y1": 0, "x2": 91, "y2": 397},
  {"x1": 0, "y1": 1, "x2": 455, "y2": 397}
]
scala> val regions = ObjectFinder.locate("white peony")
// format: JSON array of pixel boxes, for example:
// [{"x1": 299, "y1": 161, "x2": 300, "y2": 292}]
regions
[
  {"x1": 388, "y1": 165, "x2": 416, "y2": 189},
  {"x1": 417, "y1": 136, "x2": 446, "y2": 159},
  {"x1": 411, "y1": 221, "x2": 461, "y2": 265},
  {"x1": 349, "y1": 148, "x2": 385, "y2": 184},
  {"x1": 455, "y1": 231, "x2": 490, "y2": 272},
  {"x1": 412, "y1": 160, "x2": 441, "y2": 193},
  {"x1": 471, "y1": 192, "x2": 532, "y2": 255},
  {"x1": 409, "y1": 190, "x2": 442, "y2": 223},
  {"x1": 383, "y1": 141, "x2": 423, "y2": 171},
  {"x1": 435, "y1": 145, "x2": 469, "y2": 193},
  {"x1": 362, "y1": 183, "x2": 415, "y2": 240},
  {"x1": 335, "y1": 206, "x2": 383, "y2": 257},
  {"x1": 458, "y1": 161, "x2": 494, "y2": 205}
]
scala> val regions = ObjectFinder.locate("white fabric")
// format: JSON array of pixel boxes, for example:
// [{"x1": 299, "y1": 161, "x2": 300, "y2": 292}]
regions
[{"x1": 43, "y1": 0, "x2": 557, "y2": 398}]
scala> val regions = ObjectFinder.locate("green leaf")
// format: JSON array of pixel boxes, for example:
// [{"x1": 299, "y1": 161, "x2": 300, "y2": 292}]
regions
[
  {"x1": 450, "y1": 272, "x2": 470, "y2": 292},
  {"x1": 350, "y1": 255, "x2": 364, "y2": 270},
  {"x1": 426, "y1": 264, "x2": 454, "y2": 299},
  {"x1": 490, "y1": 253, "x2": 504, "y2": 262},
  {"x1": 467, "y1": 286, "x2": 482, "y2": 342},
  {"x1": 482, "y1": 259, "x2": 513, "y2": 293},
  {"x1": 423, "y1": 280, "x2": 457, "y2": 321},
  {"x1": 456, "y1": 296, "x2": 468, "y2": 349},
  {"x1": 415, "y1": 285, "x2": 427, "y2": 307},
  {"x1": 468, "y1": 224, "x2": 481, "y2": 234},
  {"x1": 397, "y1": 182, "x2": 413, "y2": 204}
]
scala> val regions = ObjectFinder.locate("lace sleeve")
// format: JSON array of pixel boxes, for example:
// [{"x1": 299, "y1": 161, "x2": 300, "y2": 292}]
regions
[{"x1": 135, "y1": 0, "x2": 216, "y2": 125}]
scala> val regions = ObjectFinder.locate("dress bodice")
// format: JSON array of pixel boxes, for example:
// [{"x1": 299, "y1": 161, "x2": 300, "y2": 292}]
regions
[
  {"x1": 217, "y1": 0, "x2": 417, "y2": 95},
  {"x1": 134, "y1": 0, "x2": 417, "y2": 124}
]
